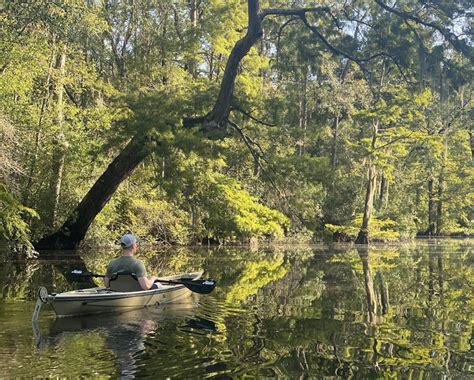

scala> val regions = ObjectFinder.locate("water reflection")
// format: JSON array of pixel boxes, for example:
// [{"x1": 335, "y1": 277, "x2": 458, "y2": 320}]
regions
[
  {"x1": 0, "y1": 240, "x2": 472, "y2": 378},
  {"x1": 32, "y1": 296, "x2": 212, "y2": 378}
]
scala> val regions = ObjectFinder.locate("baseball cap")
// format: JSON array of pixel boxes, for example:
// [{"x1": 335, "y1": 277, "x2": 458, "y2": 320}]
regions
[{"x1": 120, "y1": 233, "x2": 138, "y2": 248}]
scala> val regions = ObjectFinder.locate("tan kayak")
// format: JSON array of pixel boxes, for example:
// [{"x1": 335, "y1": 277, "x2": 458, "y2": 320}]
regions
[{"x1": 33, "y1": 271, "x2": 204, "y2": 318}]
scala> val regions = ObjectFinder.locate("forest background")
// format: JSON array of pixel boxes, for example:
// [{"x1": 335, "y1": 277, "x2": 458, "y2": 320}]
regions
[{"x1": 0, "y1": 0, "x2": 472, "y2": 254}]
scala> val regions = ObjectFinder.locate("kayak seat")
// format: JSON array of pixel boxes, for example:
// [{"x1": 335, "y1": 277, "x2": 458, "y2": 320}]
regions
[{"x1": 109, "y1": 272, "x2": 143, "y2": 292}]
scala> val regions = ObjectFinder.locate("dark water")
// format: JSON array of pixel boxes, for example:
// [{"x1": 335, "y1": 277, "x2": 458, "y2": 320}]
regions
[{"x1": 0, "y1": 240, "x2": 473, "y2": 378}]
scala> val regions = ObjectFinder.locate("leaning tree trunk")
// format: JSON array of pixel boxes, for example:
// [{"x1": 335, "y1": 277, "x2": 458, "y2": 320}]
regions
[
  {"x1": 35, "y1": 135, "x2": 151, "y2": 250},
  {"x1": 35, "y1": 0, "x2": 334, "y2": 250}
]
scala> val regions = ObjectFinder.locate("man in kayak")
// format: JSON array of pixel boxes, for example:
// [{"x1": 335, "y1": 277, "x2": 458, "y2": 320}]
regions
[{"x1": 104, "y1": 233, "x2": 159, "y2": 290}]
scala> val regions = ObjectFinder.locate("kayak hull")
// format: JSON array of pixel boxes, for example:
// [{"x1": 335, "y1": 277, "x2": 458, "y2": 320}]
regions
[{"x1": 47, "y1": 271, "x2": 202, "y2": 317}]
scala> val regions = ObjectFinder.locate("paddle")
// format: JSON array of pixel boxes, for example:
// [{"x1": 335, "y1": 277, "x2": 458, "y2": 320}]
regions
[{"x1": 69, "y1": 270, "x2": 216, "y2": 294}]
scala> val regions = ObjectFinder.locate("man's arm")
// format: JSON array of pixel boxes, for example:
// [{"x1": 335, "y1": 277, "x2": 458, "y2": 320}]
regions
[{"x1": 138, "y1": 276, "x2": 158, "y2": 290}]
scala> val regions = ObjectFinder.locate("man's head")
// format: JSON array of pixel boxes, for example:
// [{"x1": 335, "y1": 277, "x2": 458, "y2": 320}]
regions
[{"x1": 120, "y1": 233, "x2": 138, "y2": 254}]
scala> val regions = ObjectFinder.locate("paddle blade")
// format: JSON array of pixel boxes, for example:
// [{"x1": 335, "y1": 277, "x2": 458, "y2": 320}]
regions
[
  {"x1": 68, "y1": 270, "x2": 103, "y2": 282},
  {"x1": 181, "y1": 279, "x2": 216, "y2": 294},
  {"x1": 68, "y1": 269, "x2": 87, "y2": 282},
  {"x1": 155, "y1": 278, "x2": 217, "y2": 294}
]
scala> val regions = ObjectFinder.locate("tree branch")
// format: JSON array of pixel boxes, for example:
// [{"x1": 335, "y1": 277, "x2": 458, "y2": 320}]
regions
[
  {"x1": 298, "y1": 14, "x2": 412, "y2": 83},
  {"x1": 260, "y1": 6, "x2": 331, "y2": 21},
  {"x1": 231, "y1": 106, "x2": 276, "y2": 127},
  {"x1": 227, "y1": 118, "x2": 287, "y2": 202},
  {"x1": 203, "y1": 0, "x2": 263, "y2": 130},
  {"x1": 375, "y1": 0, "x2": 473, "y2": 62},
  {"x1": 276, "y1": 17, "x2": 299, "y2": 68}
]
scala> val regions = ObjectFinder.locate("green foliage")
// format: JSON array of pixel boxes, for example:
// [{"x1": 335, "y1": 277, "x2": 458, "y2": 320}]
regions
[
  {"x1": 87, "y1": 187, "x2": 192, "y2": 246},
  {"x1": 0, "y1": 0, "x2": 471, "y2": 248},
  {"x1": 226, "y1": 256, "x2": 289, "y2": 304},
  {"x1": 325, "y1": 213, "x2": 400, "y2": 242},
  {"x1": 120, "y1": 195, "x2": 192, "y2": 246},
  {"x1": 202, "y1": 174, "x2": 290, "y2": 241},
  {"x1": 0, "y1": 184, "x2": 38, "y2": 251}
]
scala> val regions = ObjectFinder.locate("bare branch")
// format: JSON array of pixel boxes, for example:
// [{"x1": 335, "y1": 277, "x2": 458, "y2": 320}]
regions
[
  {"x1": 231, "y1": 106, "x2": 276, "y2": 127},
  {"x1": 276, "y1": 17, "x2": 299, "y2": 67},
  {"x1": 298, "y1": 14, "x2": 413, "y2": 84},
  {"x1": 227, "y1": 118, "x2": 288, "y2": 202},
  {"x1": 228, "y1": 119, "x2": 263, "y2": 161},
  {"x1": 371, "y1": 132, "x2": 414, "y2": 152},
  {"x1": 375, "y1": 0, "x2": 473, "y2": 62},
  {"x1": 260, "y1": 6, "x2": 331, "y2": 20},
  {"x1": 182, "y1": 114, "x2": 208, "y2": 129}
]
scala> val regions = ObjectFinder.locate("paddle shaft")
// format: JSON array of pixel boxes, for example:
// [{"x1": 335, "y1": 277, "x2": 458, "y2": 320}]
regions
[{"x1": 70, "y1": 271, "x2": 215, "y2": 294}]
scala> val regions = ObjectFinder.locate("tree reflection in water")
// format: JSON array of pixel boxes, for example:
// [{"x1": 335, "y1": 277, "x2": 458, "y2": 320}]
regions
[
  {"x1": 32, "y1": 295, "x2": 212, "y2": 378},
  {"x1": 0, "y1": 241, "x2": 472, "y2": 378}
]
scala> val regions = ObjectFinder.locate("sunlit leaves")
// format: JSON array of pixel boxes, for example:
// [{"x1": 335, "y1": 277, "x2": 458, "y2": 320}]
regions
[{"x1": 226, "y1": 257, "x2": 288, "y2": 304}]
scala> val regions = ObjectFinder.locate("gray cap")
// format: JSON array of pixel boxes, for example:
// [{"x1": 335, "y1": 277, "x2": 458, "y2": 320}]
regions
[{"x1": 120, "y1": 233, "x2": 138, "y2": 248}]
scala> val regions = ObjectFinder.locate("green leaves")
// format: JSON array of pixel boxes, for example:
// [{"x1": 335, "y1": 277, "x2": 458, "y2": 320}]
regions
[
  {"x1": 325, "y1": 213, "x2": 400, "y2": 242},
  {"x1": 0, "y1": 183, "x2": 38, "y2": 251},
  {"x1": 202, "y1": 174, "x2": 290, "y2": 241},
  {"x1": 1, "y1": 0, "x2": 471, "y2": 247}
]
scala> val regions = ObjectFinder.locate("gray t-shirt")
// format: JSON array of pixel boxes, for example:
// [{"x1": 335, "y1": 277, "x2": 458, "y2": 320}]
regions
[{"x1": 106, "y1": 256, "x2": 147, "y2": 278}]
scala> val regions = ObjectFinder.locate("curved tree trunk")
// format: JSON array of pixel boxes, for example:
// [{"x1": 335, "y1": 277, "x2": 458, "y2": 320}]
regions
[
  {"x1": 35, "y1": 135, "x2": 151, "y2": 250},
  {"x1": 35, "y1": 2, "x2": 265, "y2": 251}
]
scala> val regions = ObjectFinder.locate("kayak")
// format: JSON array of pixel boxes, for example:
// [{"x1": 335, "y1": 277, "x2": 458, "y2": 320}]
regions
[{"x1": 34, "y1": 271, "x2": 204, "y2": 318}]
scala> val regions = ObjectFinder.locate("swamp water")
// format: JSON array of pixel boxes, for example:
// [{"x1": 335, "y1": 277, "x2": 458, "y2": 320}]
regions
[{"x1": 0, "y1": 240, "x2": 472, "y2": 378}]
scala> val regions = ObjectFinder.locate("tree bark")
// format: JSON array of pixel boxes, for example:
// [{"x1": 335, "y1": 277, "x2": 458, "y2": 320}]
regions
[
  {"x1": 355, "y1": 164, "x2": 377, "y2": 244},
  {"x1": 378, "y1": 174, "x2": 386, "y2": 207},
  {"x1": 186, "y1": 0, "x2": 199, "y2": 77},
  {"x1": 435, "y1": 135, "x2": 448, "y2": 235},
  {"x1": 35, "y1": 135, "x2": 151, "y2": 250},
  {"x1": 205, "y1": 0, "x2": 263, "y2": 128},
  {"x1": 298, "y1": 66, "x2": 308, "y2": 156},
  {"x1": 48, "y1": 44, "x2": 68, "y2": 229},
  {"x1": 427, "y1": 178, "x2": 436, "y2": 236},
  {"x1": 331, "y1": 114, "x2": 340, "y2": 170}
]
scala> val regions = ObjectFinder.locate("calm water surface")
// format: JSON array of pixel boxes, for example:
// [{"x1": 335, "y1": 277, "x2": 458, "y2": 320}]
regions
[{"x1": 0, "y1": 240, "x2": 472, "y2": 378}]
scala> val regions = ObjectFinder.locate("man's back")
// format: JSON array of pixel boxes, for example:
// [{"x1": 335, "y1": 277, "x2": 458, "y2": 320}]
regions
[
  {"x1": 104, "y1": 234, "x2": 158, "y2": 290},
  {"x1": 106, "y1": 256, "x2": 147, "y2": 278}
]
